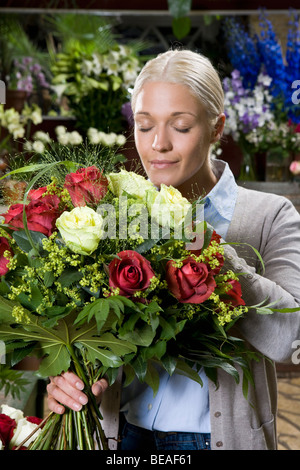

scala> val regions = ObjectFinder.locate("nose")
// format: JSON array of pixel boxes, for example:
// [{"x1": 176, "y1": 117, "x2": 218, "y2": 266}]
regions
[{"x1": 152, "y1": 128, "x2": 172, "y2": 152}]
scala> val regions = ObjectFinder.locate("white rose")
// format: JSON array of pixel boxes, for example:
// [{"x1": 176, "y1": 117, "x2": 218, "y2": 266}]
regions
[
  {"x1": 56, "y1": 206, "x2": 104, "y2": 255},
  {"x1": 0, "y1": 405, "x2": 24, "y2": 422},
  {"x1": 10, "y1": 418, "x2": 41, "y2": 448},
  {"x1": 107, "y1": 169, "x2": 156, "y2": 199},
  {"x1": 146, "y1": 184, "x2": 191, "y2": 229}
]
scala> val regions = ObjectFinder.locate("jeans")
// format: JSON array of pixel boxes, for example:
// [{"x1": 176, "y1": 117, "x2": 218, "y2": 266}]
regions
[{"x1": 120, "y1": 421, "x2": 211, "y2": 451}]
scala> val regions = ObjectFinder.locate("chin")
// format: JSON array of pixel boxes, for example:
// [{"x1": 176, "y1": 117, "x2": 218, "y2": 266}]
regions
[{"x1": 152, "y1": 177, "x2": 178, "y2": 188}]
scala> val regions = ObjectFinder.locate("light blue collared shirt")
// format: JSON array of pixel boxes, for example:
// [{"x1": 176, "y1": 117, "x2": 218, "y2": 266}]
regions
[{"x1": 121, "y1": 160, "x2": 238, "y2": 433}]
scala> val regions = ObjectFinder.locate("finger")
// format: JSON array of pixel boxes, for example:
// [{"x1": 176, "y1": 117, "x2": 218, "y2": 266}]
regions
[
  {"x1": 47, "y1": 376, "x2": 88, "y2": 412},
  {"x1": 47, "y1": 393, "x2": 65, "y2": 415},
  {"x1": 92, "y1": 378, "x2": 109, "y2": 403},
  {"x1": 59, "y1": 370, "x2": 85, "y2": 391}
]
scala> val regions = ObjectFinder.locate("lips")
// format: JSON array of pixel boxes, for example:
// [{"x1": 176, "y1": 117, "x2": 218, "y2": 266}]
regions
[{"x1": 150, "y1": 160, "x2": 179, "y2": 169}]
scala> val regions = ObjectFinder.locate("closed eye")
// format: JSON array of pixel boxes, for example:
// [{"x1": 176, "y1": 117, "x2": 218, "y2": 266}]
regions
[
  {"x1": 175, "y1": 127, "x2": 191, "y2": 133},
  {"x1": 138, "y1": 127, "x2": 153, "y2": 132}
]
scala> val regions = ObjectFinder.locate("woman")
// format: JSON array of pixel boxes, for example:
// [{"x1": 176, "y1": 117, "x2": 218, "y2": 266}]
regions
[{"x1": 46, "y1": 50, "x2": 300, "y2": 450}]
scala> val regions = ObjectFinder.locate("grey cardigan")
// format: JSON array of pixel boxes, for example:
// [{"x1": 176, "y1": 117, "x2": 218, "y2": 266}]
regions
[{"x1": 101, "y1": 185, "x2": 300, "y2": 450}]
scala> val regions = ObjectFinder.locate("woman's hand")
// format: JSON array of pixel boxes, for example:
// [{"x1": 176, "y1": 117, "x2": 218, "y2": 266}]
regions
[{"x1": 46, "y1": 371, "x2": 108, "y2": 414}]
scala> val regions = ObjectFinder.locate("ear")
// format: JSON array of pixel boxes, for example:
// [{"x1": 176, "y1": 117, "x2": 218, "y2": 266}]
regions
[{"x1": 211, "y1": 113, "x2": 226, "y2": 144}]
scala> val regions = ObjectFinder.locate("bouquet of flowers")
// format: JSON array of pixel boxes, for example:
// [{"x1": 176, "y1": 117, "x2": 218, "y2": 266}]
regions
[{"x1": 0, "y1": 145, "x2": 282, "y2": 450}]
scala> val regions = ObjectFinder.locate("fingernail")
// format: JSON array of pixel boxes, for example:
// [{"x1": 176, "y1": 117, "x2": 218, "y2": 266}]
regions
[
  {"x1": 73, "y1": 402, "x2": 82, "y2": 411},
  {"x1": 79, "y1": 395, "x2": 88, "y2": 405},
  {"x1": 75, "y1": 381, "x2": 84, "y2": 390},
  {"x1": 56, "y1": 405, "x2": 64, "y2": 414}
]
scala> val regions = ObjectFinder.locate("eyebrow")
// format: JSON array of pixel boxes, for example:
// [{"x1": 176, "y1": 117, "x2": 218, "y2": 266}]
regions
[{"x1": 135, "y1": 111, "x2": 197, "y2": 117}]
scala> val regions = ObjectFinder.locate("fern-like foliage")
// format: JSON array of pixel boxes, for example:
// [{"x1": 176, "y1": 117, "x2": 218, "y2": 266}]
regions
[{"x1": 0, "y1": 365, "x2": 30, "y2": 400}]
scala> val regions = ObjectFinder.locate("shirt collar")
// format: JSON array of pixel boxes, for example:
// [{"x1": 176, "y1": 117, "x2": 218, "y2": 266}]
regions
[{"x1": 204, "y1": 159, "x2": 238, "y2": 222}]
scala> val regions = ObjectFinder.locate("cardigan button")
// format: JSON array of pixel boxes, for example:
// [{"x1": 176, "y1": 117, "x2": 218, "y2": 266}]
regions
[
  {"x1": 214, "y1": 411, "x2": 221, "y2": 418},
  {"x1": 216, "y1": 441, "x2": 223, "y2": 447}
]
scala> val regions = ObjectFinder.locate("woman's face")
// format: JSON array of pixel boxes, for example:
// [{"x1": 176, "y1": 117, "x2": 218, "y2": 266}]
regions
[{"x1": 133, "y1": 81, "x2": 218, "y2": 197}]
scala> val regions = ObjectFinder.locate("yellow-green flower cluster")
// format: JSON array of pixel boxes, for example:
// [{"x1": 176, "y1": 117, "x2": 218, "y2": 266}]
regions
[
  {"x1": 11, "y1": 306, "x2": 31, "y2": 325},
  {"x1": 78, "y1": 261, "x2": 105, "y2": 295},
  {"x1": 43, "y1": 177, "x2": 73, "y2": 209},
  {"x1": 209, "y1": 292, "x2": 248, "y2": 326},
  {"x1": 42, "y1": 234, "x2": 81, "y2": 276}
]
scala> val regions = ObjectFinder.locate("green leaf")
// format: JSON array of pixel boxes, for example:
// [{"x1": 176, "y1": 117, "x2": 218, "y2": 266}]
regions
[
  {"x1": 130, "y1": 355, "x2": 148, "y2": 382},
  {"x1": 172, "y1": 17, "x2": 191, "y2": 40},
  {"x1": 18, "y1": 284, "x2": 44, "y2": 311},
  {"x1": 38, "y1": 343, "x2": 71, "y2": 377},
  {"x1": 159, "y1": 317, "x2": 186, "y2": 340},
  {"x1": 160, "y1": 354, "x2": 177, "y2": 376},
  {"x1": 57, "y1": 268, "x2": 83, "y2": 287},
  {"x1": 144, "y1": 361, "x2": 160, "y2": 396},
  {"x1": 0, "y1": 295, "x2": 24, "y2": 323},
  {"x1": 13, "y1": 230, "x2": 47, "y2": 253},
  {"x1": 174, "y1": 359, "x2": 203, "y2": 386},
  {"x1": 118, "y1": 322, "x2": 156, "y2": 347},
  {"x1": 141, "y1": 341, "x2": 166, "y2": 362}
]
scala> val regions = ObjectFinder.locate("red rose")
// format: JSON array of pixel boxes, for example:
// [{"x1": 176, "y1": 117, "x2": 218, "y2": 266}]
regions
[
  {"x1": 28, "y1": 186, "x2": 48, "y2": 201},
  {"x1": 26, "y1": 416, "x2": 43, "y2": 425},
  {"x1": 0, "y1": 237, "x2": 14, "y2": 276},
  {"x1": 222, "y1": 279, "x2": 245, "y2": 307},
  {"x1": 1, "y1": 193, "x2": 62, "y2": 236},
  {"x1": 0, "y1": 414, "x2": 16, "y2": 448},
  {"x1": 64, "y1": 166, "x2": 108, "y2": 207},
  {"x1": 108, "y1": 250, "x2": 155, "y2": 298},
  {"x1": 166, "y1": 257, "x2": 216, "y2": 304}
]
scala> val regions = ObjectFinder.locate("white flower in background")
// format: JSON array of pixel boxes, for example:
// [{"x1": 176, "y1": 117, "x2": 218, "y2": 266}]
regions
[
  {"x1": 91, "y1": 53, "x2": 102, "y2": 76},
  {"x1": 81, "y1": 59, "x2": 94, "y2": 76},
  {"x1": 87, "y1": 127, "x2": 102, "y2": 144},
  {"x1": 68, "y1": 131, "x2": 83, "y2": 145},
  {"x1": 101, "y1": 132, "x2": 118, "y2": 146},
  {"x1": 116, "y1": 134, "x2": 126, "y2": 146},
  {"x1": 52, "y1": 83, "x2": 68, "y2": 100},
  {"x1": 55, "y1": 128, "x2": 83, "y2": 146},
  {"x1": 87, "y1": 128, "x2": 126, "y2": 147},
  {"x1": 55, "y1": 125, "x2": 67, "y2": 136},
  {"x1": 29, "y1": 109, "x2": 43, "y2": 125},
  {"x1": 32, "y1": 140, "x2": 45, "y2": 153},
  {"x1": 7, "y1": 123, "x2": 25, "y2": 139},
  {"x1": 33, "y1": 130, "x2": 51, "y2": 143},
  {"x1": 23, "y1": 140, "x2": 33, "y2": 151},
  {"x1": 57, "y1": 132, "x2": 70, "y2": 145}
]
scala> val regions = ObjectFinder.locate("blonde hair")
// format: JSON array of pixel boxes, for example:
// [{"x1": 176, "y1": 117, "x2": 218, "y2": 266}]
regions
[{"x1": 131, "y1": 49, "x2": 224, "y2": 131}]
